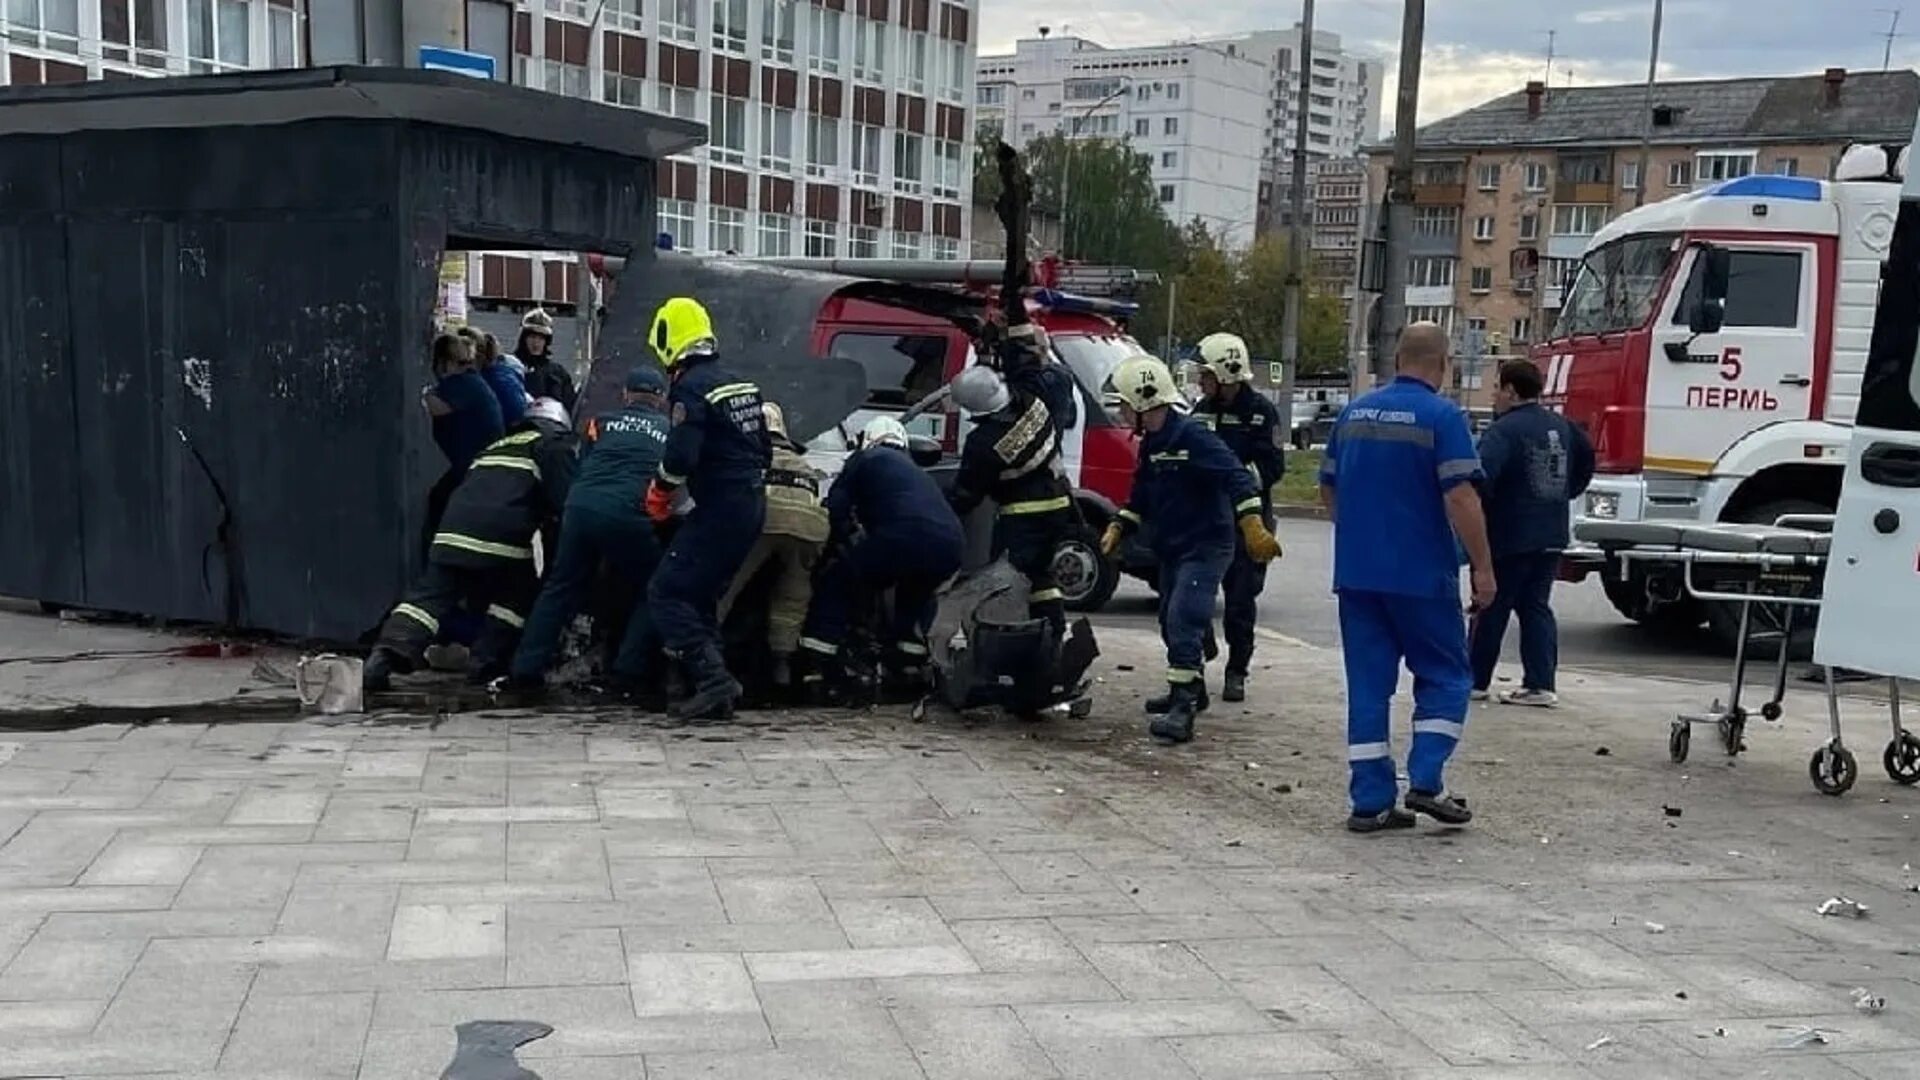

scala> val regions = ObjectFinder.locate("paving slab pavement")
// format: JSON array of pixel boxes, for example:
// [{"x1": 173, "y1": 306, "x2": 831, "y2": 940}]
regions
[{"x1": 1, "y1": 608, "x2": 1919, "y2": 1078}]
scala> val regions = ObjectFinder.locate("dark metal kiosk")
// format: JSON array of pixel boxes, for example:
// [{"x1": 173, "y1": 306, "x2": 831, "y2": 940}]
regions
[{"x1": 0, "y1": 67, "x2": 701, "y2": 642}]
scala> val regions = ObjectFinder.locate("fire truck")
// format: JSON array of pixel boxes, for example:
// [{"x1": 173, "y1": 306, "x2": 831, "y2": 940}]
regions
[{"x1": 1543, "y1": 149, "x2": 1905, "y2": 648}]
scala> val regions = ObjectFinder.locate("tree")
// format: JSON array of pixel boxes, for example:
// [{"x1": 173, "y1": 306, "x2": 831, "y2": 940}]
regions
[
  {"x1": 1156, "y1": 231, "x2": 1352, "y2": 375},
  {"x1": 972, "y1": 132, "x2": 1181, "y2": 274}
]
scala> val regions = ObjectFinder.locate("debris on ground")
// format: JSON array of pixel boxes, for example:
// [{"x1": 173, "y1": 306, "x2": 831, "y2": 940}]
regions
[
  {"x1": 1115, "y1": 664, "x2": 1135, "y2": 672},
  {"x1": 1224, "y1": 838, "x2": 1244, "y2": 847},
  {"x1": 1674, "y1": 991, "x2": 1689, "y2": 1000},
  {"x1": 1244, "y1": 762, "x2": 1261, "y2": 771},
  {"x1": 1817, "y1": 897, "x2": 1871, "y2": 919},
  {"x1": 1585, "y1": 1035, "x2": 1615, "y2": 1051},
  {"x1": 1770, "y1": 1025, "x2": 1833, "y2": 1049},
  {"x1": 1594, "y1": 746, "x2": 1612, "y2": 756},
  {"x1": 1852, "y1": 987, "x2": 1887, "y2": 1014},
  {"x1": 1662, "y1": 805, "x2": 1683, "y2": 818},
  {"x1": 1645, "y1": 921, "x2": 1667, "y2": 934}
]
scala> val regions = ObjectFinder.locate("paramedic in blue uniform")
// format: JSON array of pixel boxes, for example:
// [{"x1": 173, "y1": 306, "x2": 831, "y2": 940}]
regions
[
  {"x1": 1190, "y1": 331, "x2": 1287, "y2": 705},
  {"x1": 1318, "y1": 322, "x2": 1494, "y2": 832},
  {"x1": 1100, "y1": 355, "x2": 1283, "y2": 745},
  {"x1": 643, "y1": 297, "x2": 773, "y2": 721}
]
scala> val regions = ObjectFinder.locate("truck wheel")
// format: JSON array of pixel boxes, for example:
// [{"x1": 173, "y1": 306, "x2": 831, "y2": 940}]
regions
[
  {"x1": 1292, "y1": 428, "x2": 1311, "y2": 451},
  {"x1": 1055, "y1": 531, "x2": 1120, "y2": 613},
  {"x1": 1703, "y1": 498, "x2": 1828, "y2": 660},
  {"x1": 1601, "y1": 567, "x2": 1703, "y2": 630}
]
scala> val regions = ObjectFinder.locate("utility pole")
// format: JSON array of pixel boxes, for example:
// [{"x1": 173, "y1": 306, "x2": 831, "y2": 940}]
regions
[
  {"x1": 1882, "y1": 8, "x2": 1904, "y2": 71},
  {"x1": 1633, "y1": 0, "x2": 1664, "y2": 209},
  {"x1": 1278, "y1": 0, "x2": 1315, "y2": 412},
  {"x1": 1374, "y1": 0, "x2": 1424, "y2": 381},
  {"x1": 1543, "y1": 30, "x2": 1557, "y2": 92}
]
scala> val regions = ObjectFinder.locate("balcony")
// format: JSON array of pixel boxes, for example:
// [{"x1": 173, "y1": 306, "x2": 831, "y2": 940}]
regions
[
  {"x1": 1412, "y1": 182, "x2": 1466, "y2": 206},
  {"x1": 1554, "y1": 180, "x2": 1613, "y2": 204},
  {"x1": 1545, "y1": 234, "x2": 1592, "y2": 260},
  {"x1": 1542, "y1": 286, "x2": 1564, "y2": 310},
  {"x1": 1405, "y1": 285, "x2": 1455, "y2": 307}
]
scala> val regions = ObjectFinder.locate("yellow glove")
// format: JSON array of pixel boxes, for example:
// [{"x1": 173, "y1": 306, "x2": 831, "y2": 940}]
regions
[
  {"x1": 1240, "y1": 516, "x2": 1282, "y2": 563},
  {"x1": 1100, "y1": 522, "x2": 1125, "y2": 559}
]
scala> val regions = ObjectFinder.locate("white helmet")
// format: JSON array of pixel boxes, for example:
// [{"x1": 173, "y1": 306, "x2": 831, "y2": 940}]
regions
[
  {"x1": 526, "y1": 397, "x2": 571, "y2": 427},
  {"x1": 1196, "y1": 332, "x2": 1252, "y2": 384},
  {"x1": 950, "y1": 366, "x2": 1011, "y2": 415},
  {"x1": 1112, "y1": 355, "x2": 1178, "y2": 413},
  {"x1": 859, "y1": 415, "x2": 909, "y2": 449}
]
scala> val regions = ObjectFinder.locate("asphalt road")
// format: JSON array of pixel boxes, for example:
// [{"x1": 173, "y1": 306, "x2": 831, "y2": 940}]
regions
[{"x1": 1093, "y1": 516, "x2": 1740, "y2": 688}]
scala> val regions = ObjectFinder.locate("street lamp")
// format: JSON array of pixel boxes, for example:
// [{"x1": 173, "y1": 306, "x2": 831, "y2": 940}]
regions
[{"x1": 1060, "y1": 78, "x2": 1133, "y2": 259}]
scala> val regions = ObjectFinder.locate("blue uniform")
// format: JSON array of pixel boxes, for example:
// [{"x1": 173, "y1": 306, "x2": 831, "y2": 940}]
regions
[
  {"x1": 648, "y1": 357, "x2": 772, "y2": 658},
  {"x1": 1319, "y1": 375, "x2": 1483, "y2": 815},
  {"x1": 801, "y1": 445, "x2": 965, "y2": 662},
  {"x1": 1194, "y1": 385, "x2": 1286, "y2": 678},
  {"x1": 1114, "y1": 411, "x2": 1263, "y2": 688},
  {"x1": 512, "y1": 403, "x2": 671, "y2": 682}
]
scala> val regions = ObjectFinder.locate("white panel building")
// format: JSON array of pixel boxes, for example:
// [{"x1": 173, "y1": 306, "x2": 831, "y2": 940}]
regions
[
  {"x1": 1224, "y1": 24, "x2": 1382, "y2": 164},
  {"x1": 975, "y1": 33, "x2": 1268, "y2": 248}
]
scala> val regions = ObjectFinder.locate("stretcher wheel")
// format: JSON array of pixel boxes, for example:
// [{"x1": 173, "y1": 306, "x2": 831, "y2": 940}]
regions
[
  {"x1": 1883, "y1": 732, "x2": 1920, "y2": 786},
  {"x1": 1761, "y1": 702, "x2": 1783, "y2": 722},
  {"x1": 1668, "y1": 722, "x2": 1691, "y2": 764},
  {"x1": 1809, "y1": 744, "x2": 1859, "y2": 796},
  {"x1": 1718, "y1": 710, "x2": 1747, "y2": 756}
]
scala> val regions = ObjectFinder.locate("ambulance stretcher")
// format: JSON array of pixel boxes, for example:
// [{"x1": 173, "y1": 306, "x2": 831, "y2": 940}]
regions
[{"x1": 1571, "y1": 518, "x2": 1920, "y2": 795}]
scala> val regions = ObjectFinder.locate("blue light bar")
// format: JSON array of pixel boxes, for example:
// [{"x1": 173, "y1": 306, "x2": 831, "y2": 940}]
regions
[
  {"x1": 1705, "y1": 176, "x2": 1824, "y2": 201},
  {"x1": 1030, "y1": 288, "x2": 1141, "y2": 317}
]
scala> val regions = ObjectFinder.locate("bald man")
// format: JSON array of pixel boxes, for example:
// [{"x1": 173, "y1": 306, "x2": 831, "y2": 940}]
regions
[{"x1": 1318, "y1": 323, "x2": 1494, "y2": 833}]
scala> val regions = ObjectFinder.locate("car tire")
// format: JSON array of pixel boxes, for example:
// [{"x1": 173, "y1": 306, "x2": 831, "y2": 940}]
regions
[
  {"x1": 1601, "y1": 567, "x2": 1703, "y2": 631},
  {"x1": 1292, "y1": 428, "x2": 1311, "y2": 451},
  {"x1": 1702, "y1": 497, "x2": 1828, "y2": 660},
  {"x1": 1055, "y1": 530, "x2": 1120, "y2": 613}
]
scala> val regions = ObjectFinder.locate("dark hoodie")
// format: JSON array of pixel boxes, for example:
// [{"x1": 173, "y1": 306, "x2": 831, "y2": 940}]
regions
[{"x1": 516, "y1": 330, "x2": 578, "y2": 413}]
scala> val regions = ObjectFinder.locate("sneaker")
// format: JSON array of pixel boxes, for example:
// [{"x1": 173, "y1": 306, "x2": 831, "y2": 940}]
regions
[
  {"x1": 1346, "y1": 807, "x2": 1416, "y2": 833},
  {"x1": 1500, "y1": 688, "x2": 1558, "y2": 708},
  {"x1": 1469, "y1": 688, "x2": 1491, "y2": 702},
  {"x1": 1405, "y1": 789, "x2": 1473, "y2": 826}
]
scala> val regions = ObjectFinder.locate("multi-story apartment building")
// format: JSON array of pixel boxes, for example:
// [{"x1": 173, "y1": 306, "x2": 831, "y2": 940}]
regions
[
  {"x1": 1306, "y1": 157, "x2": 1368, "y2": 292},
  {"x1": 1227, "y1": 24, "x2": 1380, "y2": 165},
  {"x1": 2, "y1": 0, "x2": 309, "y2": 84},
  {"x1": 975, "y1": 32, "x2": 1268, "y2": 247},
  {"x1": 1367, "y1": 68, "x2": 1920, "y2": 364}
]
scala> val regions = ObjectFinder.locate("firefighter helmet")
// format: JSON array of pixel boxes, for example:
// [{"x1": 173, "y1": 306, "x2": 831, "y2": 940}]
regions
[
  {"x1": 859, "y1": 415, "x2": 909, "y2": 449},
  {"x1": 649, "y1": 297, "x2": 719, "y2": 369},
  {"x1": 527, "y1": 397, "x2": 570, "y2": 427},
  {"x1": 1112, "y1": 355, "x2": 1178, "y2": 413},
  {"x1": 763, "y1": 401, "x2": 790, "y2": 440},
  {"x1": 1196, "y1": 332, "x2": 1252, "y2": 384},
  {"x1": 520, "y1": 308, "x2": 555, "y2": 338},
  {"x1": 950, "y1": 366, "x2": 1011, "y2": 414}
]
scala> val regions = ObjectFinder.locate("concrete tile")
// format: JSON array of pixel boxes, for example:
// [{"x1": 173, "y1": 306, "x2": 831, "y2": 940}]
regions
[
  {"x1": 875, "y1": 971, "x2": 1123, "y2": 1008},
  {"x1": 748, "y1": 945, "x2": 980, "y2": 982},
  {"x1": 951, "y1": 918, "x2": 1091, "y2": 973},
  {"x1": 1038, "y1": 1037, "x2": 1204, "y2": 1080},
  {"x1": 372, "y1": 984, "x2": 772, "y2": 1057},
  {"x1": 175, "y1": 853, "x2": 299, "y2": 909},
  {"x1": 407, "y1": 821, "x2": 507, "y2": 861},
  {"x1": 1168, "y1": 1032, "x2": 1355, "y2": 1077},
  {"x1": 312, "y1": 800, "x2": 416, "y2": 842},
  {"x1": 226, "y1": 788, "x2": 329, "y2": 826},
  {"x1": 756, "y1": 978, "x2": 902, "y2": 1045},
  {"x1": 507, "y1": 922, "x2": 627, "y2": 987},
  {"x1": 387, "y1": 903, "x2": 506, "y2": 960},
  {"x1": 1053, "y1": 913, "x2": 1273, "y2": 944},
  {"x1": 0, "y1": 935, "x2": 145, "y2": 1000},
  {"x1": 78, "y1": 839, "x2": 202, "y2": 886},
  {"x1": 646, "y1": 1037, "x2": 925, "y2": 1080},
  {"x1": 830, "y1": 897, "x2": 960, "y2": 948},
  {"x1": 992, "y1": 852, "x2": 1112, "y2": 894},
  {"x1": 1014, "y1": 1000, "x2": 1279, "y2": 1043},
  {"x1": 0, "y1": 997, "x2": 106, "y2": 1033},
  {"x1": 342, "y1": 749, "x2": 428, "y2": 780},
  {"x1": 930, "y1": 891, "x2": 1142, "y2": 920},
  {"x1": 1081, "y1": 941, "x2": 1232, "y2": 1001},
  {"x1": 419, "y1": 805, "x2": 597, "y2": 824},
  {"x1": 629, "y1": 952, "x2": 761, "y2": 1016},
  {"x1": 275, "y1": 883, "x2": 399, "y2": 941},
  {"x1": 623, "y1": 921, "x2": 851, "y2": 954},
  {"x1": 1368, "y1": 993, "x2": 1569, "y2": 1067},
  {"x1": 599, "y1": 787, "x2": 685, "y2": 819},
  {"x1": 1326, "y1": 958, "x2": 1571, "y2": 994},
  {"x1": 36, "y1": 907, "x2": 280, "y2": 941},
  {"x1": 892, "y1": 1004, "x2": 1061, "y2": 1080},
  {"x1": 607, "y1": 856, "x2": 727, "y2": 915},
  {"x1": 218, "y1": 990, "x2": 374, "y2": 1079},
  {"x1": 250, "y1": 956, "x2": 506, "y2": 996},
  {"x1": 715, "y1": 874, "x2": 835, "y2": 924},
  {"x1": 1222, "y1": 964, "x2": 1402, "y2": 1031}
]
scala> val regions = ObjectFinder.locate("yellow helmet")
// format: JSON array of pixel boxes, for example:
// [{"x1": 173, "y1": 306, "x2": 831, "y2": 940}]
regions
[
  {"x1": 649, "y1": 297, "x2": 718, "y2": 369},
  {"x1": 1196, "y1": 332, "x2": 1251, "y2": 384},
  {"x1": 1112, "y1": 355, "x2": 1178, "y2": 413}
]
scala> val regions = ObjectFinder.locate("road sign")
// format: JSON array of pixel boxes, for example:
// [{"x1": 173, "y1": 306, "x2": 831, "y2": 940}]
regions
[{"x1": 419, "y1": 46, "x2": 496, "y2": 81}]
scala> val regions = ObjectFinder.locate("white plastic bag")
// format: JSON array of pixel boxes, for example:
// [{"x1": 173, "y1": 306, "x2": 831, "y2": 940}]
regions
[{"x1": 297, "y1": 653, "x2": 365, "y2": 715}]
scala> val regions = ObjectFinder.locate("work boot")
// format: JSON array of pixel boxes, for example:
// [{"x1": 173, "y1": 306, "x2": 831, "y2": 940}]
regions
[
  {"x1": 1148, "y1": 685, "x2": 1202, "y2": 745},
  {"x1": 361, "y1": 648, "x2": 399, "y2": 694},
  {"x1": 605, "y1": 673, "x2": 669, "y2": 714},
  {"x1": 1145, "y1": 680, "x2": 1209, "y2": 716},
  {"x1": 1404, "y1": 789, "x2": 1473, "y2": 826},
  {"x1": 1222, "y1": 671, "x2": 1248, "y2": 703},
  {"x1": 1346, "y1": 807, "x2": 1417, "y2": 834},
  {"x1": 670, "y1": 644, "x2": 743, "y2": 721},
  {"x1": 770, "y1": 654, "x2": 795, "y2": 691}
]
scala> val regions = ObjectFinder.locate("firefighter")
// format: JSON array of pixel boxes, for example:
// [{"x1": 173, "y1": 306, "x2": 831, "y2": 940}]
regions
[
  {"x1": 515, "y1": 308, "x2": 577, "y2": 414},
  {"x1": 947, "y1": 365, "x2": 1072, "y2": 634},
  {"x1": 643, "y1": 297, "x2": 773, "y2": 720},
  {"x1": 502, "y1": 366, "x2": 672, "y2": 696},
  {"x1": 998, "y1": 323, "x2": 1079, "y2": 439},
  {"x1": 798, "y1": 416, "x2": 964, "y2": 694},
  {"x1": 1190, "y1": 331, "x2": 1286, "y2": 704},
  {"x1": 364, "y1": 398, "x2": 579, "y2": 692},
  {"x1": 716, "y1": 402, "x2": 831, "y2": 692},
  {"x1": 1099, "y1": 355, "x2": 1281, "y2": 744}
]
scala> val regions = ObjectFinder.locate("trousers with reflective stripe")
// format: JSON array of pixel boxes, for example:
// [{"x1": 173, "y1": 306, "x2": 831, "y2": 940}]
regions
[
  {"x1": 1337, "y1": 588, "x2": 1471, "y2": 814},
  {"x1": 374, "y1": 561, "x2": 540, "y2": 675},
  {"x1": 1159, "y1": 545, "x2": 1233, "y2": 687}
]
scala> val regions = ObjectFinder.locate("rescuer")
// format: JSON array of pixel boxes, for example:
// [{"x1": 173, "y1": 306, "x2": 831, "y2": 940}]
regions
[
  {"x1": 643, "y1": 297, "x2": 773, "y2": 720},
  {"x1": 514, "y1": 308, "x2": 577, "y2": 414},
  {"x1": 364, "y1": 398, "x2": 578, "y2": 693},
  {"x1": 502, "y1": 366, "x2": 672, "y2": 698},
  {"x1": 947, "y1": 364, "x2": 1072, "y2": 634},
  {"x1": 716, "y1": 401, "x2": 832, "y2": 694},
  {"x1": 1190, "y1": 331, "x2": 1287, "y2": 704},
  {"x1": 798, "y1": 416, "x2": 964, "y2": 697},
  {"x1": 1099, "y1": 355, "x2": 1281, "y2": 745}
]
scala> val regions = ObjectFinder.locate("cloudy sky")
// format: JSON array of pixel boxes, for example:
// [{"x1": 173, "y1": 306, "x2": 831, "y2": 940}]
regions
[{"x1": 977, "y1": 0, "x2": 1919, "y2": 130}]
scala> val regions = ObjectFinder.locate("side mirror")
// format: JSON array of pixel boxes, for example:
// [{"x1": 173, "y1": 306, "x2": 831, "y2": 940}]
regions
[
  {"x1": 907, "y1": 434, "x2": 944, "y2": 468},
  {"x1": 1688, "y1": 245, "x2": 1730, "y2": 335}
]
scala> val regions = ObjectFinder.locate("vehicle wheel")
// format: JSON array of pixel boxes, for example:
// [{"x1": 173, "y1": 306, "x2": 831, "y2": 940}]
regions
[
  {"x1": 1810, "y1": 743, "x2": 1858, "y2": 796},
  {"x1": 1761, "y1": 701, "x2": 1783, "y2": 722},
  {"x1": 1054, "y1": 532, "x2": 1119, "y2": 613},
  {"x1": 1292, "y1": 428, "x2": 1310, "y2": 451},
  {"x1": 1601, "y1": 568, "x2": 1704, "y2": 630},
  {"x1": 1704, "y1": 498, "x2": 1830, "y2": 660},
  {"x1": 1669, "y1": 721, "x2": 1691, "y2": 763},
  {"x1": 1884, "y1": 732, "x2": 1920, "y2": 785}
]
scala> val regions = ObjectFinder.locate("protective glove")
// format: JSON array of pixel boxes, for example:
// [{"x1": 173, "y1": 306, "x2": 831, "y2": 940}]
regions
[
  {"x1": 644, "y1": 480, "x2": 676, "y2": 524},
  {"x1": 1100, "y1": 522, "x2": 1125, "y2": 559},
  {"x1": 1239, "y1": 516, "x2": 1283, "y2": 564}
]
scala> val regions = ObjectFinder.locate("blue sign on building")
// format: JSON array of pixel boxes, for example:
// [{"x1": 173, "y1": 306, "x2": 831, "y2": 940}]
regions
[{"x1": 418, "y1": 46, "x2": 497, "y2": 81}]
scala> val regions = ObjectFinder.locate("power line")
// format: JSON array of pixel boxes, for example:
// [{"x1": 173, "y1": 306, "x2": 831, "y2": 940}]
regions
[{"x1": 1879, "y1": 8, "x2": 1904, "y2": 71}]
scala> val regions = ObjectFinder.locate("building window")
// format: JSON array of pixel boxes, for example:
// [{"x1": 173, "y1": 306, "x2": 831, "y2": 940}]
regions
[
  {"x1": 933, "y1": 138, "x2": 963, "y2": 199},
  {"x1": 761, "y1": 0, "x2": 795, "y2": 63},
  {"x1": 760, "y1": 105, "x2": 795, "y2": 171},
  {"x1": 606, "y1": 0, "x2": 644, "y2": 31},
  {"x1": 806, "y1": 114, "x2": 840, "y2": 176},
  {"x1": 758, "y1": 213, "x2": 793, "y2": 257},
  {"x1": 1161, "y1": 151, "x2": 1178, "y2": 169},
  {"x1": 1159, "y1": 184, "x2": 1176, "y2": 203},
  {"x1": 1470, "y1": 266, "x2": 1493, "y2": 294},
  {"x1": 710, "y1": 95, "x2": 747, "y2": 164},
  {"x1": 1551, "y1": 204, "x2": 1609, "y2": 236},
  {"x1": 605, "y1": 71, "x2": 647, "y2": 107},
  {"x1": 1406, "y1": 305, "x2": 1454, "y2": 333},
  {"x1": 809, "y1": 5, "x2": 842, "y2": 73},
  {"x1": 853, "y1": 17, "x2": 887, "y2": 82},
  {"x1": 1621, "y1": 161, "x2": 1641, "y2": 190},
  {"x1": 660, "y1": 0, "x2": 697, "y2": 44},
  {"x1": 711, "y1": 0, "x2": 747, "y2": 54},
  {"x1": 893, "y1": 131, "x2": 924, "y2": 194},
  {"x1": 1164, "y1": 116, "x2": 1179, "y2": 136},
  {"x1": 904, "y1": 30, "x2": 928, "y2": 93},
  {"x1": 804, "y1": 219, "x2": 838, "y2": 257},
  {"x1": 1412, "y1": 206, "x2": 1460, "y2": 237},
  {"x1": 268, "y1": 2, "x2": 299, "y2": 68},
  {"x1": 656, "y1": 84, "x2": 697, "y2": 121},
  {"x1": 1167, "y1": 82, "x2": 1181, "y2": 100},
  {"x1": 100, "y1": 0, "x2": 171, "y2": 68},
  {"x1": 709, "y1": 206, "x2": 746, "y2": 253},
  {"x1": 660, "y1": 198, "x2": 696, "y2": 249},
  {"x1": 1065, "y1": 78, "x2": 1127, "y2": 102},
  {"x1": 892, "y1": 230, "x2": 924, "y2": 258},
  {"x1": 1477, "y1": 163, "x2": 1501, "y2": 190},
  {"x1": 851, "y1": 122, "x2": 883, "y2": 186},
  {"x1": 1774, "y1": 157, "x2": 1800, "y2": 176},
  {"x1": 1020, "y1": 122, "x2": 1035, "y2": 136},
  {"x1": 1519, "y1": 212, "x2": 1539, "y2": 242},
  {"x1": 940, "y1": 37, "x2": 965, "y2": 102},
  {"x1": 1409, "y1": 257, "x2": 1455, "y2": 288},
  {"x1": 1696, "y1": 151, "x2": 1756, "y2": 183},
  {"x1": 543, "y1": 59, "x2": 590, "y2": 98},
  {"x1": 932, "y1": 236, "x2": 961, "y2": 260},
  {"x1": 186, "y1": 0, "x2": 251, "y2": 72},
  {"x1": 1522, "y1": 162, "x2": 1549, "y2": 191},
  {"x1": 9, "y1": 0, "x2": 82, "y2": 53},
  {"x1": 1512, "y1": 316, "x2": 1534, "y2": 344},
  {"x1": 1021, "y1": 87, "x2": 1036, "y2": 100},
  {"x1": 849, "y1": 224, "x2": 880, "y2": 258},
  {"x1": 1473, "y1": 215, "x2": 1495, "y2": 242},
  {"x1": 1667, "y1": 160, "x2": 1693, "y2": 187},
  {"x1": 1467, "y1": 316, "x2": 1488, "y2": 334},
  {"x1": 1134, "y1": 118, "x2": 1150, "y2": 138}
]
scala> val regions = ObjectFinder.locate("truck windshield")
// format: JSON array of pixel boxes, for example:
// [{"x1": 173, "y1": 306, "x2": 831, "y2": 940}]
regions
[
  {"x1": 1555, "y1": 233, "x2": 1680, "y2": 337},
  {"x1": 1051, "y1": 333, "x2": 1152, "y2": 397}
]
